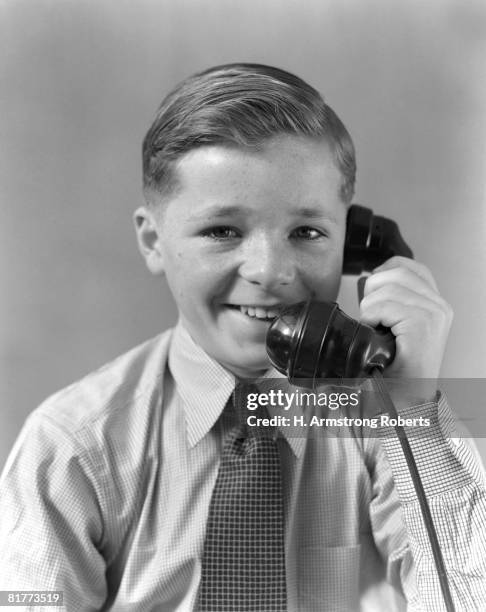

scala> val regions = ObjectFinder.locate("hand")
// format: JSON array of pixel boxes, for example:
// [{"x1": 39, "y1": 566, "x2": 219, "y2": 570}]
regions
[{"x1": 359, "y1": 257, "x2": 453, "y2": 384}]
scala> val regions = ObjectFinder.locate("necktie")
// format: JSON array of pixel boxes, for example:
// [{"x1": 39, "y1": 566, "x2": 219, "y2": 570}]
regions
[{"x1": 197, "y1": 384, "x2": 288, "y2": 611}]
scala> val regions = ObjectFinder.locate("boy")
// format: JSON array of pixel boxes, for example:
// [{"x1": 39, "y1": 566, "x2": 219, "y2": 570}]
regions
[{"x1": 1, "y1": 63, "x2": 485, "y2": 611}]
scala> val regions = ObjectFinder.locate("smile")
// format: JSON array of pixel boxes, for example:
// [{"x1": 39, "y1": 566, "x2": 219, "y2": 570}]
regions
[{"x1": 227, "y1": 305, "x2": 281, "y2": 320}]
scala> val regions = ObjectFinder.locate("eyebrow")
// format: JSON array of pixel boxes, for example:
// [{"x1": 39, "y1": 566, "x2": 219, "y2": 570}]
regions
[
  {"x1": 187, "y1": 204, "x2": 339, "y2": 223},
  {"x1": 296, "y1": 207, "x2": 339, "y2": 223},
  {"x1": 187, "y1": 205, "x2": 250, "y2": 221}
]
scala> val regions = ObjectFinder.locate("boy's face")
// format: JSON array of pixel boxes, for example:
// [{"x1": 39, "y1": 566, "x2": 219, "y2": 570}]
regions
[{"x1": 136, "y1": 135, "x2": 347, "y2": 378}]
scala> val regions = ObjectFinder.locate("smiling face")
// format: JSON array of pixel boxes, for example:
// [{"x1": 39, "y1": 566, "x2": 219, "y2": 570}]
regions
[{"x1": 135, "y1": 135, "x2": 347, "y2": 378}]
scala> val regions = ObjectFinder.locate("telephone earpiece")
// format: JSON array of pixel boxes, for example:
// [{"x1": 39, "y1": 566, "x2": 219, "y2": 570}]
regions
[
  {"x1": 343, "y1": 204, "x2": 413, "y2": 274},
  {"x1": 266, "y1": 205, "x2": 413, "y2": 385}
]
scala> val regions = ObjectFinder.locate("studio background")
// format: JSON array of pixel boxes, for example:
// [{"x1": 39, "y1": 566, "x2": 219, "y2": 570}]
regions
[{"x1": 1, "y1": 0, "x2": 485, "y2": 471}]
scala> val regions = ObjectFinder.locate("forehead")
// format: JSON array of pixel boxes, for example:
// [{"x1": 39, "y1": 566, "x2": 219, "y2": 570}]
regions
[
  {"x1": 178, "y1": 134, "x2": 339, "y2": 184},
  {"x1": 163, "y1": 135, "x2": 345, "y2": 221}
]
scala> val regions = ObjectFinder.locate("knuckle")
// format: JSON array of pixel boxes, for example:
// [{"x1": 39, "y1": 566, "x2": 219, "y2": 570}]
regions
[
  {"x1": 386, "y1": 255, "x2": 402, "y2": 267},
  {"x1": 443, "y1": 302, "x2": 454, "y2": 324},
  {"x1": 438, "y1": 298, "x2": 453, "y2": 317}
]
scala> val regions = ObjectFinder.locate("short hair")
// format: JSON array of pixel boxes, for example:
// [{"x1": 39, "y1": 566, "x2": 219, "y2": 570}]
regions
[{"x1": 142, "y1": 63, "x2": 356, "y2": 205}]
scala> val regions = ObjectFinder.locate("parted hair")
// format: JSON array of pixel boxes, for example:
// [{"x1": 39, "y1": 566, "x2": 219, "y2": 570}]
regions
[{"x1": 142, "y1": 63, "x2": 356, "y2": 204}]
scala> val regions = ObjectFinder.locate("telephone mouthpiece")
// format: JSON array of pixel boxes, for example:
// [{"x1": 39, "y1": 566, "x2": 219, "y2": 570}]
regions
[
  {"x1": 266, "y1": 300, "x2": 396, "y2": 386},
  {"x1": 266, "y1": 302, "x2": 309, "y2": 378}
]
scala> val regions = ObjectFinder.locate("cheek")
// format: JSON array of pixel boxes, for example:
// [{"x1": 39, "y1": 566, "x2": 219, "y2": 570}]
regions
[
  {"x1": 165, "y1": 256, "x2": 227, "y2": 307},
  {"x1": 302, "y1": 252, "x2": 343, "y2": 299},
  {"x1": 310, "y1": 276, "x2": 342, "y2": 302}
]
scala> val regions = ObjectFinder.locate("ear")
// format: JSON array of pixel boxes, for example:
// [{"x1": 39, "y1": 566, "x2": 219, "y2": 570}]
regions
[{"x1": 133, "y1": 206, "x2": 166, "y2": 275}]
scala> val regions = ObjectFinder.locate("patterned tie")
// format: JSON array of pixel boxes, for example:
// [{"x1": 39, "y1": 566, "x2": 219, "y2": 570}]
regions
[{"x1": 197, "y1": 383, "x2": 288, "y2": 611}]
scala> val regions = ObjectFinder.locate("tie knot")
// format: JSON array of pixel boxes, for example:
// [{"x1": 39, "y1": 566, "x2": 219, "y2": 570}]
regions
[
  {"x1": 233, "y1": 382, "x2": 259, "y2": 419},
  {"x1": 232, "y1": 382, "x2": 276, "y2": 439}
]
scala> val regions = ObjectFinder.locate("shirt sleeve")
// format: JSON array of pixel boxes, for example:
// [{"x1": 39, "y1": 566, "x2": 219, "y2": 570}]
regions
[
  {"x1": 0, "y1": 412, "x2": 108, "y2": 611},
  {"x1": 373, "y1": 392, "x2": 486, "y2": 611}
]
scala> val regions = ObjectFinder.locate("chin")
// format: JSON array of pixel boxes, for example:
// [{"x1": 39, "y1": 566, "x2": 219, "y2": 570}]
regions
[
  {"x1": 226, "y1": 354, "x2": 272, "y2": 379},
  {"x1": 209, "y1": 336, "x2": 272, "y2": 378}
]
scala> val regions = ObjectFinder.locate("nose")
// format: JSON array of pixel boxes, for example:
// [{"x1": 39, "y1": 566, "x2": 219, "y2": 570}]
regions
[{"x1": 239, "y1": 235, "x2": 296, "y2": 289}]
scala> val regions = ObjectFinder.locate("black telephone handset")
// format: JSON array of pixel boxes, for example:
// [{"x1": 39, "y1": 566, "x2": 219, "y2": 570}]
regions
[{"x1": 266, "y1": 204, "x2": 414, "y2": 385}]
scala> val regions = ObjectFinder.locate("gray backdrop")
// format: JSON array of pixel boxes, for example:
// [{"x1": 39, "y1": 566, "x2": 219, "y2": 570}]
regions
[{"x1": 2, "y1": 0, "x2": 486, "y2": 470}]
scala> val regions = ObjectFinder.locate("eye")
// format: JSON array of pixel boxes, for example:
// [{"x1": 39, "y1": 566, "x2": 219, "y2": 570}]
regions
[
  {"x1": 202, "y1": 226, "x2": 240, "y2": 241},
  {"x1": 291, "y1": 226, "x2": 326, "y2": 240}
]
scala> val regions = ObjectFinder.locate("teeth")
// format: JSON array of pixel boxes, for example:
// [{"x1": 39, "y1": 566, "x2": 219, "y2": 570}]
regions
[{"x1": 238, "y1": 306, "x2": 279, "y2": 319}]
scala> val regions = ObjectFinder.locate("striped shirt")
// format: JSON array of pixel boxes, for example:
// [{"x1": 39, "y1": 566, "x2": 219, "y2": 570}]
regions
[{"x1": 1, "y1": 321, "x2": 485, "y2": 611}]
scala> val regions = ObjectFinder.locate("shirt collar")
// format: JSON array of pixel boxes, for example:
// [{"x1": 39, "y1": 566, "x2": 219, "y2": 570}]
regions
[{"x1": 168, "y1": 320, "x2": 305, "y2": 457}]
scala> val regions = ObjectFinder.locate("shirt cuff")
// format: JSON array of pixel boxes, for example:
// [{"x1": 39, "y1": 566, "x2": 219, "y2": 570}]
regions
[{"x1": 377, "y1": 392, "x2": 476, "y2": 503}]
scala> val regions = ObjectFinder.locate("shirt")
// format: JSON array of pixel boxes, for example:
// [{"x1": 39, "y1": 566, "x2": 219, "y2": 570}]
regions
[{"x1": 1, "y1": 321, "x2": 486, "y2": 611}]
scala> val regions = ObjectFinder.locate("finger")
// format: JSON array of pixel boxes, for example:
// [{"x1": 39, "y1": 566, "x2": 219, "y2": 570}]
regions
[
  {"x1": 360, "y1": 286, "x2": 446, "y2": 319},
  {"x1": 364, "y1": 269, "x2": 443, "y2": 306},
  {"x1": 359, "y1": 299, "x2": 437, "y2": 334},
  {"x1": 372, "y1": 256, "x2": 439, "y2": 291},
  {"x1": 360, "y1": 296, "x2": 453, "y2": 339}
]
